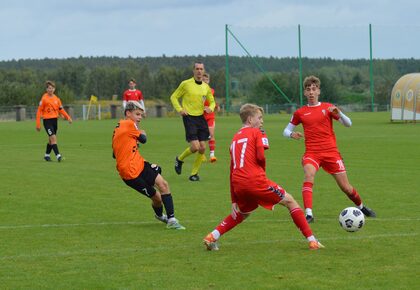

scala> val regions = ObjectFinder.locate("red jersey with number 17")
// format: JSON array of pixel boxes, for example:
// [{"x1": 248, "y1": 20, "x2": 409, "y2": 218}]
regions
[
  {"x1": 230, "y1": 126, "x2": 269, "y2": 184},
  {"x1": 290, "y1": 102, "x2": 340, "y2": 153}
]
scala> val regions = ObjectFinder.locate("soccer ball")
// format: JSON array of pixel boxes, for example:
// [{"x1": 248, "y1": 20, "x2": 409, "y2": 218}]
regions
[{"x1": 339, "y1": 207, "x2": 365, "y2": 232}]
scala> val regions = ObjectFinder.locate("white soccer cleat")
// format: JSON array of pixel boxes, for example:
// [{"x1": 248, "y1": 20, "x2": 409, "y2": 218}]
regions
[
  {"x1": 166, "y1": 218, "x2": 186, "y2": 230},
  {"x1": 155, "y1": 214, "x2": 168, "y2": 224}
]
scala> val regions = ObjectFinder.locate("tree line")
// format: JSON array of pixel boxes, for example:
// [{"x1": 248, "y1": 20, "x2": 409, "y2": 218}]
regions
[{"x1": 0, "y1": 55, "x2": 418, "y2": 106}]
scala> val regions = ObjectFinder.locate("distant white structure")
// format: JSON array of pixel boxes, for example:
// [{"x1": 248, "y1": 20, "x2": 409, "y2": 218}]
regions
[{"x1": 391, "y1": 73, "x2": 420, "y2": 122}]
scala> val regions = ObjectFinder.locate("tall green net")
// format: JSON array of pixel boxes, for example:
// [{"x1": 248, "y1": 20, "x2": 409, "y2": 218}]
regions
[{"x1": 224, "y1": 24, "x2": 420, "y2": 113}]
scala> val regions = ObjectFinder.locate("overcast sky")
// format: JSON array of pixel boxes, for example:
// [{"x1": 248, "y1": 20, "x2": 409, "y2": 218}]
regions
[{"x1": 1, "y1": 0, "x2": 420, "y2": 61}]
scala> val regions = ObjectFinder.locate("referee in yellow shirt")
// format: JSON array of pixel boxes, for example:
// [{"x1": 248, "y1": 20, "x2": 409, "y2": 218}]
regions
[{"x1": 170, "y1": 62, "x2": 215, "y2": 181}]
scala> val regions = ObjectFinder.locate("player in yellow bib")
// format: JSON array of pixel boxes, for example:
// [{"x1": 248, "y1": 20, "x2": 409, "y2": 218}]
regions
[{"x1": 170, "y1": 62, "x2": 215, "y2": 181}]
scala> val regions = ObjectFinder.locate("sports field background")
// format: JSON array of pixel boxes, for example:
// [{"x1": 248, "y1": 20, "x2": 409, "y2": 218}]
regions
[{"x1": 0, "y1": 112, "x2": 419, "y2": 289}]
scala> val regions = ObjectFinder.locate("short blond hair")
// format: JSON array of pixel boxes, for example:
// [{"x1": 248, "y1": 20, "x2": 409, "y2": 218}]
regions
[
  {"x1": 239, "y1": 103, "x2": 264, "y2": 123},
  {"x1": 45, "y1": 80, "x2": 56, "y2": 88},
  {"x1": 303, "y1": 75, "x2": 321, "y2": 89},
  {"x1": 124, "y1": 101, "x2": 144, "y2": 115}
]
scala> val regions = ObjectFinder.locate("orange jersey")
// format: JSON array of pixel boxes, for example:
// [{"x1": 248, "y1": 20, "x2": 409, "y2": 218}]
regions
[
  {"x1": 112, "y1": 119, "x2": 145, "y2": 180},
  {"x1": 36, "y1": 94, "x2": 71, "y2": 128}
]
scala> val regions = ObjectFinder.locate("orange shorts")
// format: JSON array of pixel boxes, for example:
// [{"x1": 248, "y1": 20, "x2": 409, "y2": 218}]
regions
[
  {"x1": 231, "y1": 178, "x2": 285, "y2": 213},
  {"x1": 302, "y1": 151, "x2": 346, "y2": 174}
]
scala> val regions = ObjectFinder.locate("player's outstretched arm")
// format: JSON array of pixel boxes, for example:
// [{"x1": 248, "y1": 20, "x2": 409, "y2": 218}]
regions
[
  {"x1": 328, "y1": 106, "x2": 352, "y2": 127},
  {"x1": 283, "y1": 123, "x2": 303, "y2": 140}
]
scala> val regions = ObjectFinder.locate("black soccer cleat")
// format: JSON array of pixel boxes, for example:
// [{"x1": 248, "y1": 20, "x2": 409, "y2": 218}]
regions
[
  {"x1": 361, "y1": 206, "x2": 376, "y2": 218},
  {"x1": 44, "y1": 156, "x2": 52, "y2": 162},
  {"x1": 189, "y1": 174, "x2": 200, "y2": 182},
  {"x1": 305, "y1": 215, "x2": 314, "y2": 223},
  {"x1": 57, "y1": 155, "x2": 62, "y2": 162},
  {"x1": 174, "y1": 157, "x2": 183, "y2": 175}
]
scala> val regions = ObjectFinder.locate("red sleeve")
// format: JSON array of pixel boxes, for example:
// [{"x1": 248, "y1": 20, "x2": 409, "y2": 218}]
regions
[
  {"x1": 260, "y1": 129, "x2": 269, "y2": 150},
  {"x1": 229, "y1": 158, "x2": 237, "y2": 203},
  {"x1": 290, "y1": 110, "x2": 301, "y2": 126},
  {"x1": 138, "y1": 90, "x2": 144, "y2": 101},
  {"x1": 123, "y1": 90, "x2": 128, "y2": 101},
  {"x1": 255, "y1": 131, "x2": 266, "y2": 170}
]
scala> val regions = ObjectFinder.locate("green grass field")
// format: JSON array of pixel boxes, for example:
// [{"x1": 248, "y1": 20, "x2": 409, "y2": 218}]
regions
[{"x1": 0, "y1": 112, "x2": 419, "y2": 289}]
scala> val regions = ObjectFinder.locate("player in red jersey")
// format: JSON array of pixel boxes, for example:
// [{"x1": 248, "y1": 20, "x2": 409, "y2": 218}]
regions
[
  {"x1": 123, "y1": 78, "x2": 146, "y2": 116},
  {"x1": 202, "y1": 72, "x2": 219, "y2": 162},
  {"x1": 203, "y1": 104, "x2": 324, "y2": 251},
  {"x1": 283, "y1": 75, "x2": 376, "y2": 223},
  {"x1": 36, "y1": 80, "x2": 72, "y2": 162}
]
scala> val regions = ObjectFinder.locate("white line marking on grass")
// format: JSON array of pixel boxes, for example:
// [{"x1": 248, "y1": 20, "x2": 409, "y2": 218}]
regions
[
  {"x1": 0, "y1": 232, "x2": 417, "y2": 261},
  {"x1": 0, "y1": 221, "x2": 156, "y2": 230},
  {"x1": 0, "y1": 217, "x2": 419, "y2": 230},
  {"x1": 240, "y1": 233, "x2": 419, "y2": 246}
]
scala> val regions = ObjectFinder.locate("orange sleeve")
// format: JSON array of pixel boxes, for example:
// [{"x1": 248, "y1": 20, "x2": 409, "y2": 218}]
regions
[
  {"x1": 36, "y1": 98, "x2": 43, "y2": 129},
  {"x1": 58, "y1": 99, "x2": 71, "y2": 120},
  {"x1": 59, "y1": 107, "x2": 71, "y2": 120}
]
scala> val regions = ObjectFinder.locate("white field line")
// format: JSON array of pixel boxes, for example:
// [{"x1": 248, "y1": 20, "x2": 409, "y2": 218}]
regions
[
  {"x1": 0, "y1": 232, "x2": 417, "y2": 261},
  {"x1": 0, "y1": 217, "x2": 419, "y2": 230}
]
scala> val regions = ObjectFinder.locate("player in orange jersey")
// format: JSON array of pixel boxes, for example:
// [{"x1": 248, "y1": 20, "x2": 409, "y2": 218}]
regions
[
  {"x1": 36, "y1": 80, "x2": 72, "y2": 162},
  {"x1": 112, "y1": 101, "x2": 185, "y2": 230},
  {"x1": 283, "y1": 75, "x2": 376, "y2": 223},
  {"x1": 202, "y1": 72, "x2": 219, "y2": 163},
  {"x1": 203, "y1": 104, "x2": 324, "y2": 251}
]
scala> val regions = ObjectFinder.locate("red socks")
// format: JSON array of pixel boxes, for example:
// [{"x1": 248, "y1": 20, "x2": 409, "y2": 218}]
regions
[
  {"x1": 209, "y1": 140, "x2": 215, "y2": 151},
  {"x1": 215, "y1": 213, "x2": 245, "y2": 236},
  {"x1": 214, "y1": 208, "x2": 312, "y2": 240},
  {"x1": 290, "y1": 207, "x2": 313, "y2": 238},
  {"x1": 302, "y1": 181, "x2": 313, "y2": 210},
  {"x1": 348, "y1": 188, "x2": 362, "y2": 206}
]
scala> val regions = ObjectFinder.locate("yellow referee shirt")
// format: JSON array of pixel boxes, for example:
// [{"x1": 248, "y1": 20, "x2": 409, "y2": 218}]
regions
[{"x1": 170, "y1": 77, "x2": 215, "y2": 116}]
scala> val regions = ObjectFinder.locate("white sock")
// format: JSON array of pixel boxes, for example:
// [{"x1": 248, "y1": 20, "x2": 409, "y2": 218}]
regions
[
  {"x1": 211, "y1": 229, "x2": 220, "y2": 240},
  {"x1": 210, "y1": 151, "x2": 215, "y2": 158},
  {"x1": 44, "y1": 154, "x2": 50, "y2": 157},
  {"x1": 307, "y1": 235, "x2": 316, "y2": 242},
  {"x1": 305, "y1": 208, "x2": 313, "y2": 216},
  {"x1": 357, "y1": 204, "x2": 363, "y2": 210},
  {"x1": 168, "y1": 217, "x2": 177, "y2": 223}
]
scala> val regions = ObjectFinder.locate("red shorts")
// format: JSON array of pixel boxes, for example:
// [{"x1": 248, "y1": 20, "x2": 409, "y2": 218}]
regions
[
  {"x1": 205, "y1": 117, "x2": 215, "y2": 127},
  {"x1": 302, "y1": 151, "x2": 346, "y2": 174},
  {"x1": 231, "y1": 178, "x2": 286, "y2": 213}
]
